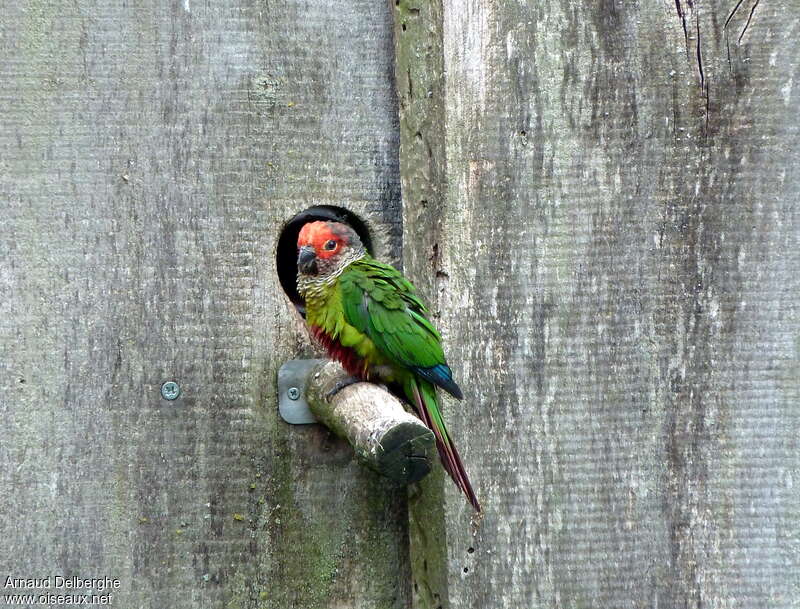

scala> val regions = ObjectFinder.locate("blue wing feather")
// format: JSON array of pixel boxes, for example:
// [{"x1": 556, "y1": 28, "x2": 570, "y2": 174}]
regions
[{"x1": 410, "y1": 363, "x2": 463, "y2": 400}]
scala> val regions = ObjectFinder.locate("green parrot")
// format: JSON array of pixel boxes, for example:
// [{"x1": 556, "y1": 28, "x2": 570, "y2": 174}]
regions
[{"x1": 296, "y1": 220, "x2": 480, "y2": 511}]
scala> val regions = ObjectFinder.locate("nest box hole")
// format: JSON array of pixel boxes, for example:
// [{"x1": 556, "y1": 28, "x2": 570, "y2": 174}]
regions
[{"x1": 276, "y1": 205, "x2": 374, "y2": 316}]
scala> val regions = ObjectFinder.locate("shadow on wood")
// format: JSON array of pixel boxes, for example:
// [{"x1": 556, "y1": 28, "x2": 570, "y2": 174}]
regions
[{"x1": 303, "y1": 360, "x2": 436, "y2": 485}]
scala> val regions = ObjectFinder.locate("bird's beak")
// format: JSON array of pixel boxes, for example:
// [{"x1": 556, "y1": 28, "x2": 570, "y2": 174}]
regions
[{"x1": 297, "y1": 245, "x2": 317, "y2": 274}]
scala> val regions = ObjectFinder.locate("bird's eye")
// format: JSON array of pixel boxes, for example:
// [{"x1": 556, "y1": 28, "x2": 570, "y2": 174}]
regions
[{"x1": 324, "y1": 239, "x2": 337, "y2": 251}]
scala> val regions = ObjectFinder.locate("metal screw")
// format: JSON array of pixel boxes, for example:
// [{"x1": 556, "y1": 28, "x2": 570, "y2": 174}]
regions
[
  {"x1": 161, "y1": 381, "x2": 181, "y2": 400},
  {"x1": 287, "y1": 387, "x2": 300, "y2": 400}
]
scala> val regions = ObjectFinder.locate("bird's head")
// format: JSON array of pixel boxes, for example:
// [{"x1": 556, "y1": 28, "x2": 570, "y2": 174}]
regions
[{"x1": 296, "y1": 221, "x2": 364, "y2": 277}]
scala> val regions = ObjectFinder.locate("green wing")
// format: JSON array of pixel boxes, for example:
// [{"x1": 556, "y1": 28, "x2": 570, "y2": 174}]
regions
[
  {"x1": 339, "y1": 257, "x2": 462, "y2": 398},
  {"x1": 339, "y1": 258, "x2": 475, "y2": 509}
]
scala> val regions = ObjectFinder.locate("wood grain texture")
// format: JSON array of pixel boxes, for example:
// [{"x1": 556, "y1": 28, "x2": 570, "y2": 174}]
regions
[
  {"x1": 392, "y1": 2, "x2": 454, "y2": 608},
  {"x1": 0, "y1": 1, "x2": 407, "y2": 607},
  {"x1": 395, "y1": 1, "x2": 799, "y2": 608}
]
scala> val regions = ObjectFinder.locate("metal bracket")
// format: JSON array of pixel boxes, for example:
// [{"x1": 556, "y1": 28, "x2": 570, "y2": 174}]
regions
[{"x1": 278, "y1": 359, "x2": 325, "y2": 424}]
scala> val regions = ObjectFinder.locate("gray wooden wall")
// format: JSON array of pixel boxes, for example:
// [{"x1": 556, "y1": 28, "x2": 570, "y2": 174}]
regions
[
  {"x1": 1, "y1": 0, "x2": 406, "y2": 607},
  {"x1": 1, "y1": 1, "x2": 798, "y2": 609},
  {"x1": 396, "y1": 1, "x2": 800, "y2": 608}
]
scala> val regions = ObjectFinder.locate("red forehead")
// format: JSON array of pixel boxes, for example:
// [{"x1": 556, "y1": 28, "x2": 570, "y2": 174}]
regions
[{"x1": 297, "y1": 221, "x2": 348, "y2": 248}]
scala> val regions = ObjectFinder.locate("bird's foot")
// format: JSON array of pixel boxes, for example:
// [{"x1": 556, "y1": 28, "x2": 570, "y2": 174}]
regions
[{"x1": 325, "y1": 375, "x2": 361, "y2": 400}]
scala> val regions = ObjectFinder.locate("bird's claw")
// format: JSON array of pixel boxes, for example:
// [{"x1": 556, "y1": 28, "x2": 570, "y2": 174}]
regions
[{"x1": 325, "y1": 375, "x2": 361, "y2": 400}]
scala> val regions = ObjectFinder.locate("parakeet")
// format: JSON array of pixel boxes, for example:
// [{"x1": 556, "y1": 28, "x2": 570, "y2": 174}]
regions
[{"x1": 296, "y1": 220, "x2": 480, "y2": 511}]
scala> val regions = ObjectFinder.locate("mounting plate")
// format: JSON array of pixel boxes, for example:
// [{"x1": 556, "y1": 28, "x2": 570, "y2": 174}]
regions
[{"x1": 278, "y1": 359, "x2": 325, "y2": 424}]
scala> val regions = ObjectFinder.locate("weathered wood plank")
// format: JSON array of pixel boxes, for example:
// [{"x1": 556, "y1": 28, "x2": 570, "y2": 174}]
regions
[
  {"x1": 0, "y1": 0, "x2": 407, "y2": 607},
  {"x1": 391, "y1": 2, "x2": 455, "y2": 608},
  {"x1": 395, "y1": 1, "x2": 800, "y2": 608}
]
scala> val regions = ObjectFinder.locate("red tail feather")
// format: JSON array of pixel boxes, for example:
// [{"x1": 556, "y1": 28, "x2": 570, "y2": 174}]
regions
[{"x1": 410, "y1": 381, "x2": 481, "y2": 512}]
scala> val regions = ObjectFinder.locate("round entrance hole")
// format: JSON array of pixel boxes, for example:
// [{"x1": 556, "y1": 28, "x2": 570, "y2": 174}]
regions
[{"x1": 276, "y1": 206, "x2": 374, "y2": 315}]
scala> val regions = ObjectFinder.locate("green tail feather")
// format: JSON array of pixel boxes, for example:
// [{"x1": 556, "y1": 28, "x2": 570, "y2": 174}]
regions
[{"x1": 407, "y1": 378, "x2": 481, "y2": 512}]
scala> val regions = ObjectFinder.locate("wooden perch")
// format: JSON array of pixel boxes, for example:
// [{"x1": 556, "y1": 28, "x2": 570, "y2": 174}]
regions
[{"x1": 305, "y1": 360, "x2": 436, "y2": 485}]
